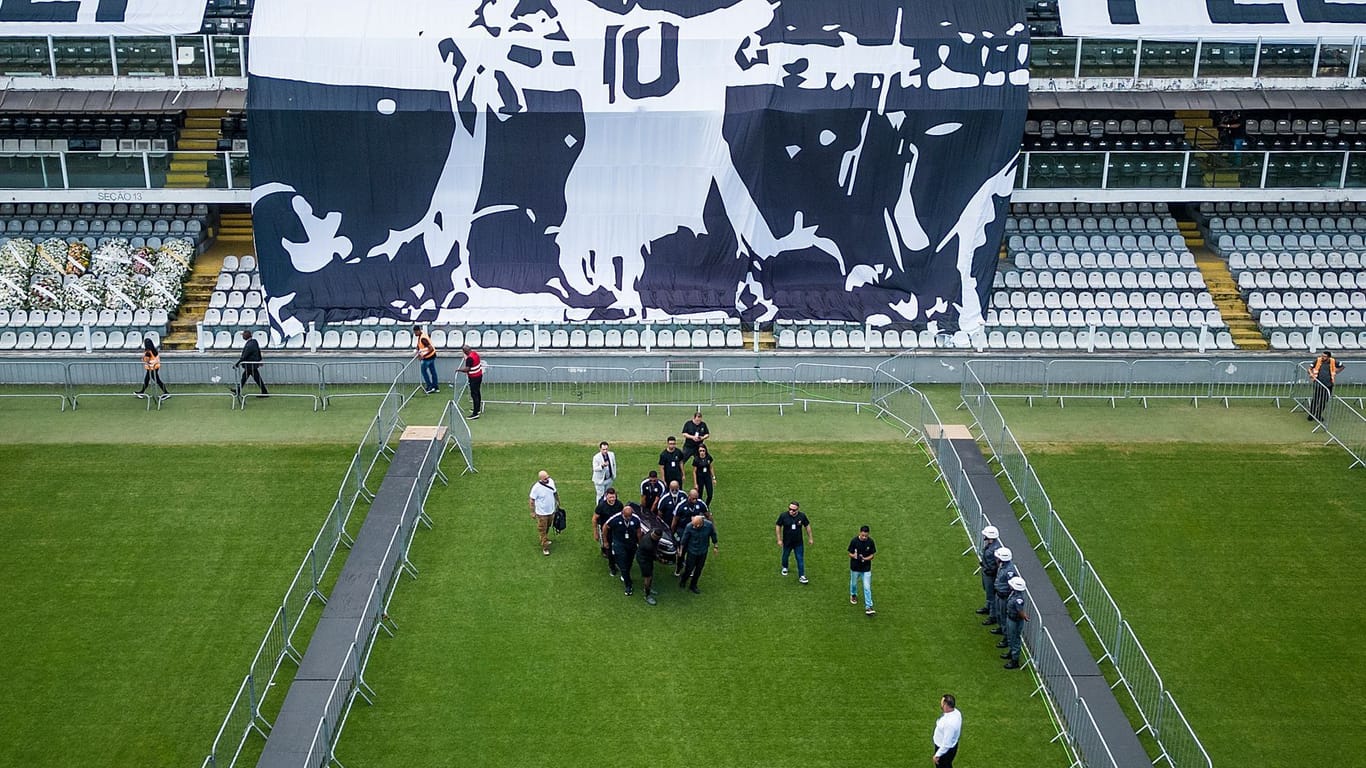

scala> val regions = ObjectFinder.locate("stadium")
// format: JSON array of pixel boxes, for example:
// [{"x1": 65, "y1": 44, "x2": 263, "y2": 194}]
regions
[{"x1": 1, "y1": 2, "x2": 1363, "y2": 768}]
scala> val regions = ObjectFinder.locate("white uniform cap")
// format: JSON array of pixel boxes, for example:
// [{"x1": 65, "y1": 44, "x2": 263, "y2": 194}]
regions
[
  {"x1": 981, "y1": 525, "x2": 999, "y2": 539},
  {"x1": 995, "y1": 546, "x2": 1013, "y2": 562},
  {"x1": 1009, "y1": 576, "x2": 1027, "y2": 592}
]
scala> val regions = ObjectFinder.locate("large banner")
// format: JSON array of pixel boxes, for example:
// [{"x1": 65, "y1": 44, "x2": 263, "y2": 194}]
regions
[
  {"x1": 248, "y1": 0, "x2": 1027, "y2": 335},
  {"x1": 0, "y1": 0, "x2": 205, "y2": 36},
  {"x1": 1059, "y1": 0, "x2": 1366, "y2": 40}
]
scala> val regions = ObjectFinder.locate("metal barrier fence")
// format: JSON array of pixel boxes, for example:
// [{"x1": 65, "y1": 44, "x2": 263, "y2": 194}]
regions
[
  {"x1": 960, "y1": 361, "x2": 1214, "y2": 768},
  {"x1": 202, "y1": 358, "x2": 439, "y2": 768},
  {"x1": 0, "y1": 359, "x2": 68, "y2": 409},
  {"x1": 1300, "y1": 370, "x2": 1366, "y2": 469}
]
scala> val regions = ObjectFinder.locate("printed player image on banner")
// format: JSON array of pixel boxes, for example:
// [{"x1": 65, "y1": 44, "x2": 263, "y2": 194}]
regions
[{"x1": 247, "y1": 0, "x2": 1028, "y2": 335}]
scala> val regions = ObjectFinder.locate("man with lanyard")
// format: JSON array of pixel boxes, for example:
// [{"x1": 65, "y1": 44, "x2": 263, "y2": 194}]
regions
[
  {"x1": 1307, "y1": 350, "x2": 1345, "y2": 422},
  {"x1": 677, "y1": 514, "x2": 718, "y2": 594},
  {"x1": 593, "y1": 488, "x2": 625, "y2": 577},
  {"x1": 457, "y1": 343, "x2": 483, "y2": 419},
  {"x1": 639, "y1": 470, "x2": 665, "y2": 514},
  {"x1": 657, "y1": 480, "x2": 686, "y2": 533},
  {"x1": 413, "y1": 324, "x2": 439, "y2": 394},
  {"x1": 658, "y1": 436, "x2": 686, "y2": 489},
  {"x1": 233, "y1": 330, "x2": 268, "y2": 397},
  {"x1": 977, "y1": 526, "x2": 1002, "y2": 623},
  {"x1": 1001, "y1": 577, "x2": 1030, "y2": 670},
  {"x1": 774, "y1": 501, "x2": 813, "y2": 584},
  {"x1": 591, "y1": 441, "x2": 617, "y2": 503},
  {"x1": 603, "y1": 502, "x2": 643, "y2": 596},
  {"x1": 990, "y1": 548, "x2": 1018, "y2": 640},
  {"x1": 672, "y1": 488, "x2": 709, "y2": 576},
  {"x1": 680, "y1": 411, "x2": 710, "y2": 460}
]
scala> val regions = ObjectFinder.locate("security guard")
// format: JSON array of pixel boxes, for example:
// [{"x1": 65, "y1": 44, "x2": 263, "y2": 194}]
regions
[
  {"x1": 977, "y1": 525, "x2": 1001, "y2": 621},
  {"x1": 990, "y1": 547, "x2": 1017, "y2": 637},
  {"x1": 1001, "y1": 576, "x2": 1029, "y2": 669},
  {"x1": 603, "y1": 502, "x2": 643, "y2": 596}
]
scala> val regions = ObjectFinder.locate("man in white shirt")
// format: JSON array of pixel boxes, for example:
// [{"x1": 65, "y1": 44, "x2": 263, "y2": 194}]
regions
[
  {"x1": 932, "y1": 693, "x2": 961, "y2": 767},
  {"x1": 591, "y1": 441, "x2": 617, "y2": 502},
  {"x1": 528, "y1": 470, "x2": 559, "y2": 556}
]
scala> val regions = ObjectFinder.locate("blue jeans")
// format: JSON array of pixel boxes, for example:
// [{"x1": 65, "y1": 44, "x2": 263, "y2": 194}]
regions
[
  {"x1": 849, "y1": 570, "x2": 872, "y2": 608},
  {"x1": 781, "y1": 544, "x2": 805, "y2": 577},
  {"x1": 420, "y1": 357, "x2": 438, "y2": 390}
]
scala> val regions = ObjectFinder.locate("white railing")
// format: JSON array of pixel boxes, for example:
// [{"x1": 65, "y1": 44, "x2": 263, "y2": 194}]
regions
[
  {"x1": 1030, "y1": 36, "x2": 1364, "y2": 81},
  {"x1": 0, "y1": 149, "x2": 250, "y2": 190},
  {"x1": 1020, "y1": 149, "x2": 1365, "y2": 191},
  {"x1": 0, "y1": 34, "x2": 246, "y2": 78}
]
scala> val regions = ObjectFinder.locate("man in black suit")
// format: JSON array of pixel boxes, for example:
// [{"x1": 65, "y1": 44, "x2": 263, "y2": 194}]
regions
[{"x1": 233, "y1": 330, "x2": 269, "y2": 397}]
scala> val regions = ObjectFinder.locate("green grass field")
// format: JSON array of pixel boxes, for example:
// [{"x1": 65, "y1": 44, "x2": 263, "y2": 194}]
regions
[{"x1": 0, "y1": 387, "x2": 1358, "y2": 768}]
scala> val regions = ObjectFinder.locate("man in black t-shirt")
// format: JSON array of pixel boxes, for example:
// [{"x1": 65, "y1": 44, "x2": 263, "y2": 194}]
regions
[
  {"x1": 657, "y1": 480, "x2": 686, "y2": 530},
  {"x1": 640, "y1": 471, "x2": 665, "y2": 513},
  {"x1": 658, "y1": 436, "x2": 686, "y2": 487},
  {"x1": 593, "y1": 488, "x2": 624, "y2": 576},
  {"x1": 603, "y1": 503, "x2": 643, "y2": 596},
  {"x1": 774, "y1": 501, "x2": 813, "y2": 583},
  {"x1": 848, "y1": 525, "x2": 877, "y2": 615},
  {"x1": 680, "y1": 412, "x2": 710, "y2": 459},
  {"x1": 637, "y1": 528, "x2": 663, "y2": 605}
]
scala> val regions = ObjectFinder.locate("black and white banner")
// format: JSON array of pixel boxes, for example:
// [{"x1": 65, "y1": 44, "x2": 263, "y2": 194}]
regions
[
  {"x1": 248, "y1": 0, "x2": 1027, "y2": 334},
  {"x1": 0, "y1": 0, "x2": 205, "y2": 36},
  {"x1": 1059, "y1": 0, "x2": 1366, "y2": 40}
]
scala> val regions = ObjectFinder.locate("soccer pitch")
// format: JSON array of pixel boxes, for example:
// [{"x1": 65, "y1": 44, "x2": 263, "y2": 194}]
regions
[{"x1": 0, "y1": 388, "x2": 1358, "y2": 767}]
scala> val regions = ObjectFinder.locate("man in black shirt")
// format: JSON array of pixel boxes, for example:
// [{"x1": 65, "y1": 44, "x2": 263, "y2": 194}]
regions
[
  {"x1": 637, "y1": 528, "x2": 663, "y2": 605},
  {"x1": 774, "y1": 501, "x2": 813, "y2": 583},
  {"x1": 673, "y1": 489, "x2": 710, "y2": 576},
  {"x1": 848, "y1": 525, "x2": 876, "y2": 615},
  {"x1": 680, "y1": 411, "x2": 710, "y2": 459},
  {"x1": 658, "y1": 436, "x2": 686, "y2": 487},
  {"x1": 657, "y1": 480, "x2": 686, "y2": 530},
  {"x1": 593, "y1": 488, "x2": 624, "y2": 577},
  {"x1": 603, "y1": 503, "x2": 643, "y2": 596},
  {"x1": 233, "y1": 330, "x2": 268, "y2": 397},
  {"x1": 640, "y1": 471, "x2": 665, "y2": 513},
  {"x1": 677, "y1": 514, "x2": 718, "y2": 594}
]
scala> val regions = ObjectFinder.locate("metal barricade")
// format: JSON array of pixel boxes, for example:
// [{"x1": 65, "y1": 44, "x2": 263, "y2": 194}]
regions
[
  {"x1": 477, "y1": 363, "x2": 550, "y2": 411},
  {"x1": 630, "y1": 366, "x2": 711, "y2": 410},
  {"x1": 1043, "y1": 507, "x2": 1088, "y2": 606},
  {"x1": 0, "y1": 360, "x2": 67, "y2": 409},
  {"x1": 791, "y1": 363, "x2": 877, "y2": 410},
  {"x1": 320, "y1": 360, "x2": 407, "y2": 407},
  {"x1": 964, "y1": 359, "x2": 1048, "y2": 401},
  {"x1": 235, "y1": 361, "x2": 323, "y2": 411},
  {"x1": 1045, "y1": 359, "x2": 1131, "y2": 405},
  {"x1": 1128, "y1": 359, "x2": 1214, "y2": 406},
  {"x1": 68, "y1": 358, "x2": 238, "y2": 409},
  {"x1": 547, "y1": 365, "x2": 633, "y2": 412},
  {"x1": 709, "y1": 366, "x2": 795, "y2": 412},
  {"x1": 205, "y1": 675, "x2": 267, "y2": 768},
  {"x1": 1315, "y1": 395, "x2": 1366, "y2": 468},
  {"x1": 1078, "y1": 561, "x2": 1123, "y2": 665},
  {"x1": 1155, "y1": 691, "x2": 1214, "y2": 768},
  {"x1": 1209, "y1": 359, "x2": 1302, "y2": 406},
  {"x1": 1112, "y1": 620, "x2": 1165, "y2": 739}
]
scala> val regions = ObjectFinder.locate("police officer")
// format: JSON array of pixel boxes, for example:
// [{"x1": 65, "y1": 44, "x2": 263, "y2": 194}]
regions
[
  {"x1": 976, "y1": 525, "x2": 1001, "y2": 620},
  {"x1": 990, "y1": 547, "x2": 1017, "y2": 638},
  {"x1": 1001, "y1": 576, "x2": 1029, "y2": 669},
  {"x1": 603, "y1": 502, "x2": 643, "y2": 596}
]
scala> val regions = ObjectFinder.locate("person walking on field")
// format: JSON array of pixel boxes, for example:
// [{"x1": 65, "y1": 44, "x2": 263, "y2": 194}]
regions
[
  {"x1": 603, "y1": 502, "x2": 643, "y2": 596},
  {"x1": 775, "y1": 501, "x2": 813, "y2": 583},
  {"x1": 528, "y1": 470, "x2": 559, "y2": 556},
  {"x1": 233, "y1": 330, "x2": 268, "y2": 397},
  {"x1": 1307, "y1": 350, "x2": 1345, "y2": 421},
  {"x1": 457, "y1": 342, "x2": 483, "y2": 419},
  {"x1": 848, "y1": 525, "x2": 876, "y2": 615},
  {"x1": 591, "y1": 441, "x2": 618, "y2": 502},
  {"x1": 681, "y1": 411, "x2": 710, "y2": 459},
  {"x1": 932, "y1": 694, "x2": 962, "y2": 767},
  {"x1": 691, "y1": 444, "x2": 717, "y2": 505},
  {"x1": 658, "y1": 435, "x2": 686, "y2": 489},
  {"x1": 413, "y1": 324, "x2": 439, "y2": 394},
  {"x1": 678, "y1": 514, "x2": 718, "y2": 594},
  {"x1": 134, "y1": 338, "x2": 170, "y2": 402}
]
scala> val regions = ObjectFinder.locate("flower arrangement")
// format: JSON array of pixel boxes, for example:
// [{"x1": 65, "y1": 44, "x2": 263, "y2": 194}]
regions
[
  {"x1": 64, "y1": 274, "x2": 104, "y2": 311},
  {"x1": 0, "y1": 275, "x2": 25, "y2": 309},
  {"x1": 90, "y1": 239, "x2": 131, "y2": 277},
  {"x1": 65, "y1": 241, "x2": 91, "y2": 276},
  {"x1": 142, "y1": 274, "x2": 180, "y2": 310},
  {"x1": 1, "y1": 238, "x2": 35, "y2": 281},
  {"x1": 34, "y1": 238, "x2": 68, "y2": 276},
  {"x1": 28, "y1": 272, "x2": 64, "y2": 311},
  {"x1": 103, "y1": 274, "x2": 141, "y2": 309},
  {"x1": 130, "y1": 246, "x2": 155, "y2": 277}
]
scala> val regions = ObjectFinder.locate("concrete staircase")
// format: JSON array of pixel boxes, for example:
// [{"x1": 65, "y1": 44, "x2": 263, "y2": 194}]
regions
[
  {"x1": 165, "y1": 109, "x2": 224, "y2": 188},
  {"x1": 1185, "y1": 230, "x2": 1269, "y2": 350},
  {"x1": 163, "y1": 247, "x2": 227, "y2": 350},
  {"x1": 217, "y1": 210, "x2": 254, "y2": 246}
]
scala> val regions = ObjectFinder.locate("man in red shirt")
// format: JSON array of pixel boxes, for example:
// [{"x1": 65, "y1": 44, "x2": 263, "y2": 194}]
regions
[{"x1": 458, "y1": 343, "x2": 484, "y2": 419}]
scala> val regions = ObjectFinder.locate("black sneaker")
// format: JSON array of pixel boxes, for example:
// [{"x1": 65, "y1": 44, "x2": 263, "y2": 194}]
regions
[
  {"x1": 133, "y1": 392, "x2": 146, "y2": 399},
  {"x1": 981, "y1": 619, "x2": 998, "y2": 626},
  {"x1": 468, "y1": 412, "x2": 480, "y2": 419},
  {"x1": 996, "y1": 640, "x2": 1009, "y2": 648},
  {"x1": 989, "y1": 628, "x2": 1005, "y2": 635},
  {"x1": 157, "y1": 395, "x2": 170, "y2": 403},
  {"x1": 625, "y1": 588, "x2": 633, "y2": 596},
  {"x1": 1000, "y1": 651, "x2": 1013, "y2": 659},
  {"x1": 689, "y1": 586, "x2": 700, "y2": 594},
  {"x1": 1004, "y1": 660, "x2": 1020, "y2": 670},
  {"x1": 975, "y1": 607, "x2": 991, "y2": 615}
]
